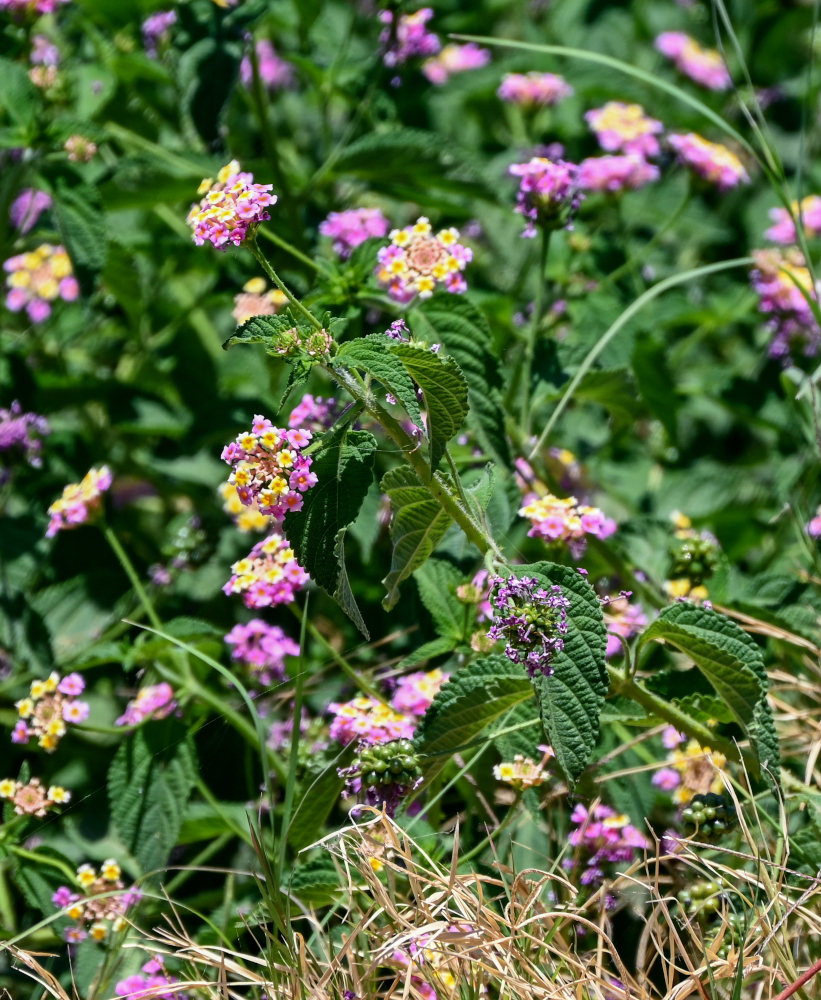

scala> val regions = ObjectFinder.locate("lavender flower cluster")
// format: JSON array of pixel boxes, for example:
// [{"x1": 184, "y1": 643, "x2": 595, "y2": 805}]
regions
[{"x1": 487, "y1": 575, "x2": 570, "y2": 678}]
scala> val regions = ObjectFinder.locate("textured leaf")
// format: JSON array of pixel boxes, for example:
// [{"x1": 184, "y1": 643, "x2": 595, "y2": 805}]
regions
[
  {"x1": 284, "y1": 429, "x2": 377, "y2": 635},
  {"x1": 0, "y1": 58, "x2": 37, "y2": 129},
  {"x1": 223, "y1": 313, "x2": 311, "y2": 352},
  {"x1": 108, "y1": 719, "x2": 198, "y2": 877},
  {"x1": 392, "y1": 344, "x2": 469, "y2": 469},
  {"x1": 381, "y1": 466, "x2": 452, "y2": 610},
  {"x1": 565, "y1": 368, "x2": 641, "y2": 423},
  {"x1": 334, "y1": 334, "x2": 423, "y2": 427},
  {"x1": 414, "y1": 655, "x2": 534, "y2": 781},
  {"x1": 411, "y1": 297, "x2": 510, "y2": 464},
  {"x1": 526, "y1": 561, "x2": 609, "y2": 784},
  {"x1": 632, "y1": 335, "x2": 679, "y2": 440},
  {"x1": 54, "y1": 182, "x2": 107, "y2": 293},
  {"x1": 639, "y1": 603, "x2": 780, "y2": 780},
  {"x1": 288, "y1": 856, "x2": 343, "y2": 905},
  {"x1": 414, "y1": 558, "x2": 466, "y2": 640}
]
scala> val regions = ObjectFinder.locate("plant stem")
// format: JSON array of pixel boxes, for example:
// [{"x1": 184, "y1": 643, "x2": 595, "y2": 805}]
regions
[
  {"x1": 521, "y1": 227, "x2": 551, "y2": 435},
  {"x1": 248, "y1": 237, "x2": 323, "y2": 331},
  {"x1": 102, "y1": 524, "x2": 163, "y2": 631},
  {"x1": 257, "y1": 226, "x2": 324, "y2": 273}
]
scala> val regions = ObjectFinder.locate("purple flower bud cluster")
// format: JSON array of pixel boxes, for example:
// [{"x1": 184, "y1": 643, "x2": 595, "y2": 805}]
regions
[
  {"x1": 487, "y1": 575, "x2": 570, "y2": 678},
  {"x1": 142, "y1": 9, "x2": 176, "y2": 57},
  {"x1": 379, "y1": 8, "x2": 440, "y2": 68},
  {"x1": 224, "y1": 619, "x2": 299, "y2": 686},
  {"x1": 508, "y1": 158, "x2": 582, "y2": 238},
  {"x1": 0, "y1": 401, "x2": 50, "y2": 471},
  {"x1": 566, "y1": 802, "x2": 650, "y2": 886}
]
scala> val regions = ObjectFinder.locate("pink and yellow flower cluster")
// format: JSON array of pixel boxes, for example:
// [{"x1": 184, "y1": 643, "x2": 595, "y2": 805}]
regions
[
  {"x1": 52, "y1": 859, "x2": 139, "y2": 943},
  {"x1": 115, "y1": 682, "x2": 177, "y2": 726},
  {"x1": 224, "y1": 619, "x2": 299, "y2": 686},
  {"x1": 376, "y1": 217, "x2": 471, "y2": 302},
  {"x1": 12, "y1": 671, "x2": 89, "y2": 751},
  {"x1": 519, "y1": 492, "x2": 616, "y2": 556},
  {"x1": 766, "y1": 195, "x2": 821, "y2": 245},
  {"x1": 4, "y1": 243, "x2": 79, "y2": 323},
  {"x1": 46, "y1": 465, "x2": 112, "y2": 537},
  {"x1": 223, "y1": 532, "x2": 309, "y2": 608},
  {"x1": 667, "y1": 132, "x2": 749, "y2": 190},
  {"x1": 319, "y1": 207, "x2": 390, "y2": 258},
  {"x1": 497, "y1": 71, "x2": 573, "y2": 106},
  {"x1": 221, "y1": 415, "x2": 316, "y2": 522},
  {"x1": 0, "y1": 776, "x2": 70, "y2": 816},
  {"x1": 231, "y1": 277, "x2": 288, "y2": 325},
  {"x1": 655, "y1": 32, "x2": 731, "y2": 91},
  {"x1": 187, "y1": 161, "x2": 276, "y2": 249}
]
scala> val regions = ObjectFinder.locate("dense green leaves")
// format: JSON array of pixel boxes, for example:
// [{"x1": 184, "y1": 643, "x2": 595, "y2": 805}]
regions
[
  {"x1": 414, "y1": 656, "x2": 534, "y2": 781},
  {"x1": 525, "y1": 561, "x2": 609, "y2": 784},
  {"x1": 640, "y1": 604, "x2": 780, "y2": 781},
  {"x1": 333, "y1": 334, "x2": 423, "y2": 427},
  {"x1": 380, "y1": 467, "x2": 452, "y2": 610},
  {"x1": 411, "y1": 296, "x2": 510, "y2": 464},
  {"x1": 392, "y1": 344, "x2": 469, "y2": 469},
  {"x1": 414, "y1": 558, "x2": 466, "y2": 641},
  {"x1": 223, "y1": 313, "x2": 312, "y2": 353},
  {"x1": 107, "y1": 719, "x2": 198, "y2": 877},
  {"x1": 285, "y1": 429, "x2": 377, "y2": 635}
]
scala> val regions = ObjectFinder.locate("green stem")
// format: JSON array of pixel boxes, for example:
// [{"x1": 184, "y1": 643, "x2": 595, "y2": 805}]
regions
[
  {"x1": 102, "y1": 524, "x2": 162, "y2": 631},
  {"x1": 607, "y1": 665, "x2": 758, "y2": 773},
  {"x1": 521, "y1": 227, "x2": 551, "y2": 435},
  {"x1": 248, "y1": 237, "x2": 323, "y2": 331},
  {"x1": 258, "y1": 226, "x2": 324, "y2": 273}
]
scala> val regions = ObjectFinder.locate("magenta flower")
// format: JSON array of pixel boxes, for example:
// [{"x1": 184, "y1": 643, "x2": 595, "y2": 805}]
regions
[
  {"x1": 422, "y1": 43, "x2": 490, "y2": 85},
  {"x1": 116, "y1": 682, "x2": 177, "y2": 726},
  {"x1": 390, "y1": 668, "x2": 449, "y2": 716},
  {"x1": 667, "y1": 132, "x2": 749, "y2": 190},
  {"x1": 379, "y1": 8, "x2": 440, "y2": 68},
  {"x1": 287, "y1": 393, "x2": 339, "y2": 431},
  {"x1": 9, "y1": 189, "x2": 52, "y2": 233},
  {"x1": 566, "y1": 801, "x2": 650, "y2": 886},
  {"x1": 750, "y1": 247, "x2": 820, "y2": 361},
  {"x1": 765, "y1": 195, "x2": 821, "y2": 244},
  {"x1": 0, "y1": 0, "x2": 70, "y2": 14},
  {"x1": 187, "y1": 161, "x2": 276, "y2": 249},
  {"x1": 240, "y1": 39, "x2": 294, "y2": 91},
  {"x1": 328, "y1": 695, "x2": 416, "y2": 745},
  {"x1": 509, "y1": 157, "x2": 580, "y2": 237},
  {"x1": 604, "y1": 597, "x2": 647, "y2": 658},
  {"x1": 224, "y1": 620, "x2": 299, "y2": 686},
  {"x1": 319, "y1": 207, "x2": 390, "y2": 258},
  {"x1": 655, "y1": 31, "x2": 731, "y2": 91},
  {"x1": 46, "y1": 466, "x2": 112, "y2": 537},
  {"x1": 577, "y1": 155, "x2": 659, "y2": 193},
  {"x1": 497, "y1": 71, "x2": 573, "y2": 106},
  {"x1": 0, "y1": 401, "x2": 50, "y2": 470},
  {"x1": 808, "y1": 506, "x2": 821, "y2": 538},
  {"x1": 487, "y1": 575, "x2": 570, "y2": 679},
  {"x1": 585, "y1": 102, "x2": 663, "y2": 157}
]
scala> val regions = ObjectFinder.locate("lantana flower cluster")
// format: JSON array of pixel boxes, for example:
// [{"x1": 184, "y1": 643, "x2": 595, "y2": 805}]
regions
[
  {"x1": 64, "y1": 134, "x2": 97, "y2": 162},
  {"x1": 219, "y1": 481, "x2": 271, "y2": 533},
  {"x1": 223, "y1": 533, "x2": 309, "y2": 608},
  {"x1": 142, "y1": 9, "x2": 176, "y2": 57},
  {"x1": 12, "y1": 671, "x2": 89, "y2": 751},
  {"x1": 766, "y1": 195, "x2": 821, "y2": 244},
  {"x1": 46, "y1": 465, "x2": 112, "y2": 537},
  {"x1": 231, "y1": 276, "x2": 288, "y2": 325},
  {"x1": 116, "y1": 957, "x2": 186, "y2": 1000},
  {"x1": 4, "y1": 243, "x2": 79, "y2": 322},
  {"x1": 319, "y1": 207, "x2": 390, "y2": 258},
  {"x1": 519, "y1": 492, "x2": 617, "y2": 558},
  {"x1": 224, "y1": 620, "x2": 299, "y2": 686},
  {"x1": 652, "y1": 729, "x2": 728, "y2": 805},
  {"x1": 577, "y1": 154, "x2": 659, "y2": 193},
  {"x1": 487, "y1": 575, "x2": 570, "y2": 679},
  {"x1": 187, "y1": 161, "x2": 276, "y2": 249},
  {"x1": 497, "y1": 71, "x2": 573, "y2": 106},
  {"x1": 0, "y1": 0, "x2": 69, "y2": 13},
  {"x1": 0, "y1": 401, "x2": 50, "y2": 470},
  {"x1": 376, "y1": 217, "x2": 472, "y2": 301},
  {"x1": 9, "y1": 188, "x2": 52, "y2": 233},
  {"x1": 52, "y1": 859, "x2": 139, "y2": 943},
  {"x1": 288, "y1": 392, "x2": 339, "y2": 432},
  {"x1": 0, "y1": 776, "x2": 70, "y2": 816},
  {"x1": 567, "y1": 802, "x2": 650, "y2": 886},
  {"x1": 585, "y1": 102, "x2": 663, "y2": 157},
  {"x1": 379, "y1": 8, "x2": 440, "y2": 68},
  {"x1": 422, "y1": 43, "x2": 490, "y2": 85},
  {"x1": 221, "y1": 415, "x2": 316, "y2": 521},
  {"x1": 493, "y1": 748, "x2": 554, "y2": 790},
  {"x1": 668, "y1": 133, "x2": 749, "y2": 190},
  {"x1": 604, "y1": 595, "x2": 648, "y2": 658},
  {"x1": 240, "y1": 39, "x2": 293, "y2": 91},
  {"x1": 28, "y1": 35, "x2": 59, "y2": 87},
  {"x1": 115, "y1": 682, "x2": 177, "y2": 726},
  {"x1": 655, "y1": 32, "x2": 732, "y2": 90},
  {"x1": 751, "y1": 244, "x2": 821, "y2": 362},
  {"x1": 509, "y1": 157, "x2": 581, "y2": 237}
]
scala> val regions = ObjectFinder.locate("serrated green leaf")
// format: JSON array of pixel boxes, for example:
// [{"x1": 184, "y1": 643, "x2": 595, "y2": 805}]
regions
[
  {"x1": 288, "y1": 856, "x2": 343, "y2": 906},
  {"x1": 413, "y1": 558, "x2": 466, "y2": 640},
  {"x1": 108, "y1": 719, "x2": 198, "y2": 878},
  {"x1": 10, "y1": 847, "x2": 74, "y2": 916},
  {"x1": 223, "y1": 312, "x2": 312, "y2": 353},
  {"x1": 284, "y1": 429, "x2": 376, "y2": 635},
  {"x1": 639, "y1": 603, "x2": 780, "y2": 782},
  {"x1": 411, "y1": 296, "x2": 510, "y2": 464},
  {"x1": 414, "y1": 655, "x2": 534, "y2": 782},
  {"x1": 54, "y1": 182, "x2": 107, "y2": 293},
  {"x1": 392, "y1": 344, "x2": 468, "y2": 469},
  {"x1": 334, "y1": 334, "x2": 422, "y2": 427},
  {"x1": 525, "y1": 561, "x2": 609, "y2": 784},
  {"x1": 381, "y1": 467, "x2": 452, "y2": 611}
]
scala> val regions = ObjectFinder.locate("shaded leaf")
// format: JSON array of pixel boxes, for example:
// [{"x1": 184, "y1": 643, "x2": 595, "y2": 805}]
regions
[{"x1": 414, "y1": 558, "x2": 466, "y2": 640}]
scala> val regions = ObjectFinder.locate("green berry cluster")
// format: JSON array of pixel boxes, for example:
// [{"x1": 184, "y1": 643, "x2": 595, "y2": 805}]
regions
[
  {"x1": 354, "y1": 739, "x2": 422, "y2": 790},
  {"x1": 681, "y1": 792, "x2": 736, "y2": 840},
  {"x1": 668, "y1": 535, "x2": 719, "y2": 585},
  {"x1": 677, "y1": 879, "x2": 724, "y2": 919}
]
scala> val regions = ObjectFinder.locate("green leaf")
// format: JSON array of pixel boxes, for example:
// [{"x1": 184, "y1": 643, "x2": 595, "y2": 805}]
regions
[
  {"x1": 392, "y1": 344, "x2": 469, "y2": 470},
  {"x1": 414, "y1": 655, "x2": 534, "y2": 782},
  {"x1": 54, "y1": 182, "x2": 107, "y2": 293},
  {"x1": 288, "y1": 856, "x2": 343, "y2": 906},
  {"x1": 334, "y1": 334, "x2": 423, "y2": 427},
  {"x1": 639, "y1": 603, "x2": 779, "y2": 781},
  {"x1": 632, "y1": 335, "x2": 679, "y2": 441},
  {"x1": 413, "y1": 558, "x2": 466, "y2": 640},
  {"x1": 10, "y1": 847, "x2": 74, "y2": 916},
  {"x1": 411, "y1": 296, "x2": 510, "y2": 465},
  {"x1": 178, "y1": 801, "x2": 251, "y2": 844},
  {"x1": 223, "y1": 312, "x2": 311, "y2": 353},
  {"x1": 525, "y1": 561, "x2": 609, "y2": 784},
  {"x1": 563, "y1": 368, "x2": 641, "y2": 424},
  {"x1": 0, "y1": 58, "x2": 37, "y2": 130},
  {"x1": 107, "y1": 719, "x2": 198, "y2": 878},
  {"x1": 284, "y1": 429, "x2": 377, "y2": 636},
  {"x1": 288, "y1": 744, "x2": 354, "y2": 851},
  {"x1": 380, "y1": 466, "x2": 452, "y2": 611}
]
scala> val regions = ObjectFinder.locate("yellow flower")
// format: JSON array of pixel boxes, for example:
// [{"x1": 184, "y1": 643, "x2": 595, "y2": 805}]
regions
[
  {"x1": 100, "y1": 858, "x2": 121, "y2": 881},
  {"x1": 90, "y1": 922, "x2": 108, "y2": 941},
  {"x1": 48, "y1": 785, "x2": 71, "y2": 804},
  {"x1": 77, "y1": 864, "x2": 97, "y2": 887},
  {"x1": 0, "y1": 779, "x2": 16, "y2": 798}
]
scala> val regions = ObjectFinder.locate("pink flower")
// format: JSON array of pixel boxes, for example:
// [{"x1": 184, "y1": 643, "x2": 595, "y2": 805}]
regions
[
  {"x1": 142, "y1": 10, "x2": 176, "y2": 57},
  {"x1": 667, "y1": 132, "x2": 749, "y2": 190},
  {"x1": 328, "y1": 695, "x2": 416, "y2": 744},
  {"x1": 765, "y1": 195, "x2": 821, "y2": 245},
  {"x1": 577, "y1": 155, "x2": 659, "y2": 193},
  {"x1": 422, "y1": 43, "x2": 490, "y2": 85},
  {"x1": 116, "y1": 683, "x2": 176, "y2": 726},
  {"x1": 187, "y1": 161, "x2": 276, "y2": 249},
  {"x1": 225, "y1": 620, "x2": 299, "y2": 686},
  {"x1": 390, "y1": 669, "x2": 449, "y2": 716},
  {"x1": 379, "y1": 8, "x2": 440, "y2": 68},
  {"x1": 223, "y1": 533, "x2": 309, "y2": 609},
  {"x1": 46, "y1": 466, "x2": 112, "y2": 537},
  {"x1": 9, "y1": 189, "x2": 52, "y2": 233},
  {"x1": 4, "y1": 244, "x2": 79, "y2": 324},
  {"x1": 58, "y1": 672, "x2": 85, "y2": 696},
  {"x1": 319, "y1": 208, "x2": 389, "y2": 258},
  {"x1": 655, "y1": 32, "x2": 731, "y2": 91},
  {"x1": 376, "y1": 217, "x2": 472, "y2": 300},
  {"x1": 808, "y1": 506, "x2": 821, "y2": 538},
  {"x1": 497, "y1": 71, "x2": 573, "y2": 106},
  {"x1": 508, "y1": 158, "x2": 580, "y2": 237},
  {"x1": 585, "y1": 102, "x2": 663, "y2": 158},
  {"x1": 240, "y1": 39, "x2": 294, "y2": 91},
  {"x1": 652, "y1": 767, "x2": 682, "y2": 791}
]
